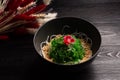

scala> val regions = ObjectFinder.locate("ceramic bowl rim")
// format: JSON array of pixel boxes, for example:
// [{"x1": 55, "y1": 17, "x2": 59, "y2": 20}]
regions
[{"x1": 33, "y1": 16, "x2": 102, "y2": 66}]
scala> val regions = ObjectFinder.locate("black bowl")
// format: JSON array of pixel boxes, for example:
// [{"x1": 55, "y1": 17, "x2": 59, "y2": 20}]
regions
[{"x1": 33, "y1": 17, "x2": 101, "y2": 72}]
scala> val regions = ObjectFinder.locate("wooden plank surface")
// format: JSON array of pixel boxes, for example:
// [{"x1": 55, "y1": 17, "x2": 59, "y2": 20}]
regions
[
  {"x1": 0, "y1": 0, "x2": 120, "y2": 80},
  {"x1": 54, "y1": 1, "x2": 120, "y2": 79}
]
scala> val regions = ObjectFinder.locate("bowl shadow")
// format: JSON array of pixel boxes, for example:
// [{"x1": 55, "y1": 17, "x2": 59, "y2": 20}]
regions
[{"x1": 23, "y1": 57, "x2": 95, "y2": 80}]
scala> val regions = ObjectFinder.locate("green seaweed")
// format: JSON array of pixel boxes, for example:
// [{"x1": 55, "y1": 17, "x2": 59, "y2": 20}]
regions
[{"x1": 49, "y1": 35, "x2": 85, "y2": 64}]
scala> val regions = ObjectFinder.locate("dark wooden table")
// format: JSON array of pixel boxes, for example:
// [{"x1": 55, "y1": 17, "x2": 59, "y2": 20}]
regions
[{"x1": 0, "y1": 0, "x2": 120, "y2": 80}]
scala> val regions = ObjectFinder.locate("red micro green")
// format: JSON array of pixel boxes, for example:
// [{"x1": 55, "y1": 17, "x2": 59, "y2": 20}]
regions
[{"x1": 63, "y1": 35, "x2": 75, "y2": 45}]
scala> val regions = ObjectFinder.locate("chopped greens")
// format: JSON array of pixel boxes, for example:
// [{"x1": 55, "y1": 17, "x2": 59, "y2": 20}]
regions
[{"x1": 49, "y1": 35, "x2": 85, "y2": 64}]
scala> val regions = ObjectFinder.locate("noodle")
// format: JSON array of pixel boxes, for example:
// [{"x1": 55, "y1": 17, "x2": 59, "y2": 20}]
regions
[{"x1": 41, "y1": 34, "x2": 92, "y2": 64}]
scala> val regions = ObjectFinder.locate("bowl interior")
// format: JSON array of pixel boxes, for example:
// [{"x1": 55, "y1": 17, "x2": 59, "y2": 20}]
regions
[{"x1": 33, "y1": 17, "x2": 101, "y2": 65}]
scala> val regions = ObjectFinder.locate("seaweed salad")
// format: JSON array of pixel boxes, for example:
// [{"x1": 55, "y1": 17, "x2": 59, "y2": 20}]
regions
[{"x1": 41, "y1": 34, "x2": 92, "y2": 65}]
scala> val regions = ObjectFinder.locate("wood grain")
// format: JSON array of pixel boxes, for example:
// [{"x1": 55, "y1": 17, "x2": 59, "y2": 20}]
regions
[
  {"x1": 48, "y1": 1, "x2": 120, "y2": 80},
  {"x1": 0, "y1": 0, "x2": 120, "y2": 80}
]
